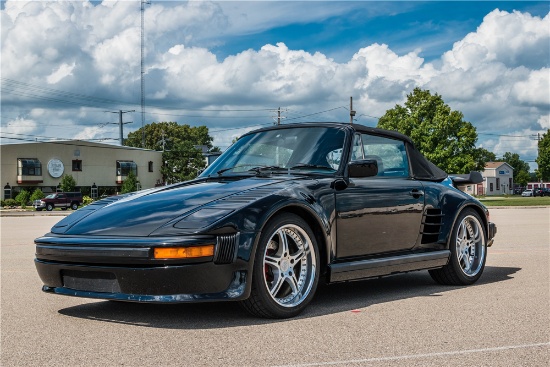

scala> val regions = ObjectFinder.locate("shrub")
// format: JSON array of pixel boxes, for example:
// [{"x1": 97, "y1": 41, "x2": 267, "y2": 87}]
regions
[
  {"x1": 60, "y1": 174, "x2": 77, "y2": 192},
  {"x1": 0, "y1": 199, "x2": 5, "y2": 208},
  {"x1": 30, "y1": 188, "x2": 45, "y2": 202},
  {"x1": 4, "y1": 199, "x2": 18, "y2": 208},
  {"x1": 15, "y1": 190, "x2": 30, "y2": 208},
  {"x1": 82, "y1": 196, "x2": 94, "y2": 206}
]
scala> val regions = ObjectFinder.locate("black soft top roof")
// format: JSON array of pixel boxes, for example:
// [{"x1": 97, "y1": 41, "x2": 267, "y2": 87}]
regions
[{"x1": 247, "y1": 122, "x2": 448, "y2": 182}]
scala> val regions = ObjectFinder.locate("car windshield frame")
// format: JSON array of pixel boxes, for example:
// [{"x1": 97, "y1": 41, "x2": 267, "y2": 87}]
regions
[{"x1": 201, "y1": 126, "x2": 350, "y2": 177}]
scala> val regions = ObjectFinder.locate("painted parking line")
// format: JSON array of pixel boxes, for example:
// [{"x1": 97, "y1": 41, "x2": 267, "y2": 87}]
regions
[{"x1": 274, "y1": 342, "x2": 550, "y2": 367}]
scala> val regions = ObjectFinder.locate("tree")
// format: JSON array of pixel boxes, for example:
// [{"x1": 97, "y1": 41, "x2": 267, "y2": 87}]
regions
[
  {"x1": 125, "y1": 122, "x2": 215, "y2": 151},
  {"x1": 161, "y1": 141, "x2": 206, "y2": 184},
  {"x1": 59, "y1": 174, "x2": 76, "y2": 192},
  {"x1": 536, "y1": 129, "x2": 550, "y2": 181},
  {"x1": 30, "y1": 188, "x2": 45, "y2": 202},
  {"x1": 473, "y1": 148, "x2": 497, "y2": 171},
  {"x1": 121, "y1": 170, "x2": 139, "y2": 194},
  {"x1": 378, "y1": 88, "x2": 480, "y2": 173},
  {"x1": 515, "y1": 170, "x2": 531, "y2": 187},
  {"x1": 126, "y1": 122, "x2": 217, "y2": 183},
  {"x1": 497, "y1": 152, "x2": 531, "y2": 183}
]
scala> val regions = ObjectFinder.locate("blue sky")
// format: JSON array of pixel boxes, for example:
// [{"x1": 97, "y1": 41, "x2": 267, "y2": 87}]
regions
[
  {"x1": 213, "y1": 1, "x2": 549, "y2": 62},
  {"x1": 1, "y1": 1, "x2": 549, "y2": 169}
]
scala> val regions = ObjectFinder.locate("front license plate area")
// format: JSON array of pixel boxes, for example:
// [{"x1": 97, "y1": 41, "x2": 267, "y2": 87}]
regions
[{"x1": 62, "y1": 270, "x2": 121, "y2": 293}]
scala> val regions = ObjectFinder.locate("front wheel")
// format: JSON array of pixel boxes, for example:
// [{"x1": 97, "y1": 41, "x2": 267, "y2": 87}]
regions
[
  {"x1": 241, "y1": 213, "x2": 320, "y2": 318},
  {"x1": 429, "y1": 208, "x2": 487, "y2": 285},
  {"x1": 46, "y1": 204, "x2": 54, "y2": 211}
]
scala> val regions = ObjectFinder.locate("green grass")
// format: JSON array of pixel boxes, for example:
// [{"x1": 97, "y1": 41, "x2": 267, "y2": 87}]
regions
[{"x1": 478, "y1": 196, "x2": 550, "y2": 206}]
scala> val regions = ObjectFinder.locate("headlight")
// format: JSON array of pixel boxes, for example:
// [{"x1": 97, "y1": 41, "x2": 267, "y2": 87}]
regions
[{"x1": 174, "y1": 208, "x2": 233, "y2": 229}]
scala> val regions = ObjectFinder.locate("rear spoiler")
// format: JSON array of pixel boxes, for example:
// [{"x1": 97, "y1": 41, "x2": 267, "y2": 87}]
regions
[{"x1": 449, "y1": 171, "x2": 483, "y2": 186}]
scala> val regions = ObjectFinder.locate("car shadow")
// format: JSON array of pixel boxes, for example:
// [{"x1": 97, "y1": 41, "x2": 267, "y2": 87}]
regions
[{"x1": 57, "y1": 266, "x2": 520, "y2": 329}]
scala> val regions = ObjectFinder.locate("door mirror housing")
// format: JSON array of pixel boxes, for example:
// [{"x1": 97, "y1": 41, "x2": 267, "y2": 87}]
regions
[{"x1": 348, "y1": 159, "x2": 378, "y2": 178}]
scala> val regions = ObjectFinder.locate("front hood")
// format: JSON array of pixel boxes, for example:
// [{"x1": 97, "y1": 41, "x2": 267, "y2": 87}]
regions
[{"x1": 52, "y1": 177, "x2": 292, "y2": 236}]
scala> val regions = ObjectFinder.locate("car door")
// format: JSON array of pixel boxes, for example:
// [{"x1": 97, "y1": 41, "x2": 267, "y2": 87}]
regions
[
  {"x1": 56, "y1": 194, "x2": 66, "y2": 208},
  {"x1": 335, "y1": 133, "x2": 425, "y2": 258}
]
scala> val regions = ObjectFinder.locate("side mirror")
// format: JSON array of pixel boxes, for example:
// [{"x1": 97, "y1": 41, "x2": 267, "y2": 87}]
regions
[{"x1": 349, "y1": 159, "x2": 378, "y2": 178}]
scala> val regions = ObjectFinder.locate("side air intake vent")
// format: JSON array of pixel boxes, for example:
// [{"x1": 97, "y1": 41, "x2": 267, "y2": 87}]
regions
[
  {"x1": 420, "y1": 209, "x2": 443, "y2": 244},
  {"x1": 214, "y1": 233, "x2": 239, "y2": 264}
]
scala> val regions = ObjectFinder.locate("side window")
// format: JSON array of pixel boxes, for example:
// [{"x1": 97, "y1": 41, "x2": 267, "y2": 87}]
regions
[
  {"x1": 360, "y1": 134, "x2": 409, "y2": 177},
  {"x1": 351, "y1": 134, "x2": 364, "y2": 160}
]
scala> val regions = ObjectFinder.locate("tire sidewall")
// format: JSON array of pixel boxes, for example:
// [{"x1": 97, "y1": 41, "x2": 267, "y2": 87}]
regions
[
  {"x1": 448, "y1": 209, "x2": 487, "y2": 284},
  {"x1": 252, "y1": 213, "x2": 320, "y2": 318}
]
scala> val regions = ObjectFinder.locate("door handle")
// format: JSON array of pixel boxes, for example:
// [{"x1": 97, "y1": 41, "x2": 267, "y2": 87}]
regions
[{"x1": 409, "y1": 189, "x2": 424, "y2": 198}]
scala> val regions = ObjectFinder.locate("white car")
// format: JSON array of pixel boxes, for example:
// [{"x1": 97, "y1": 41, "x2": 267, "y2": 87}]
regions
[{"x1": 521, "y1": 189, "x2": 533, "y2": 197}]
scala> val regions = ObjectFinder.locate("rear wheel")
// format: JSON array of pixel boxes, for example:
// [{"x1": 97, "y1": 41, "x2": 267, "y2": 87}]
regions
[
  {"x1": 71, "y1": 202, "x2": 79, "y2": 210},
  {"x1": 429, "y1": 209, "x2": 487, "y2": 285},
  {"x1": 241, "y1": 213, "x2": 320, "y2": 318}
]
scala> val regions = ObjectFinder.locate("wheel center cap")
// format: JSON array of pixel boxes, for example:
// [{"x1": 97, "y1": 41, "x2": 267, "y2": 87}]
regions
[{"x1": 281, "y1": 259, "x2": 290, "y2": 272}]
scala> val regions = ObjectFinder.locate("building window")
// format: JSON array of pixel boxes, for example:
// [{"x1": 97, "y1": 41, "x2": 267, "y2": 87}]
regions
[
  {"x1": 116, "y1": 161, "x2": 137, "y2": 176},
  {"x1": 496, "y1": 178, "x2": 500, "y2": 189},
  {"x1": 490, "y1": 183, "x2": 493, "y2": 192},
  {"x1": 72, "y1": 160, "x2": 82, "y2": 171},
  {"x1": 18, "y1": 158, "x2": 42, "y2": 176},
  {"x1": 148, "y1": 161, "x2": 154, "y2": 172},
  {"x1": 4, "y1": 183, "x2": 11, "y2": 200}
]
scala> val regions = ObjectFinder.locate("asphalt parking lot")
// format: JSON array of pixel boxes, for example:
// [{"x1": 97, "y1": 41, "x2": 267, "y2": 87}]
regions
[{"x1": 1, "y1": 208, "x2": 548, "y2": 367}]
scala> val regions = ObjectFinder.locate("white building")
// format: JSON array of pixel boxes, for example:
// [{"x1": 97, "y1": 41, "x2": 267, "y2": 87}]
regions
[
  {"x1": 1, "y1": 140, "x2": 163, "y2": 200},
  {"x1": 482, "y1": 162, "x2": 514, "y2": 196}
]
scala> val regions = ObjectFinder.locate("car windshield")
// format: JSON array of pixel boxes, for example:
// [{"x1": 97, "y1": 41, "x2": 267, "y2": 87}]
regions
[
  {"x1": 45, "y1": 194, "x2": 56, "y2": 199},
  {"x1": 201, "y1": 126, "x2": 347, "y2": 177}
]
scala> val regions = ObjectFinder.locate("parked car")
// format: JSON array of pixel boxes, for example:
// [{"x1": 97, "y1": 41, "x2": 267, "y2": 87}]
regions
[
  {"x1": 34, "y1": 192, "x2": 82, "y2": 211},
  {"x1": 513, "y1": 187, "x2": 525, "y2": 195},
  {"x1": 34, "y1": 123, "x2": 497, "y2": 318},
  {"x1": 522, "y1": 189, "x2": 534, "y2": 197},
  {"x1": 532, "y1": 187, "x2": 550, "y2": 197}
]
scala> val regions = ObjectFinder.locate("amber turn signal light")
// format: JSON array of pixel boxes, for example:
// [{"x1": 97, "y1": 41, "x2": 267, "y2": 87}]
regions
[{"x1": 153, "y1": 245, "x2": 214, "y2": 259}]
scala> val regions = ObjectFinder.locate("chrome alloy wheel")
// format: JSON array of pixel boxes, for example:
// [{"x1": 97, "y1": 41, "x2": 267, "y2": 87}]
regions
[
  {"x1": 455, "y1": 215, "x2": 486, "y2": 277},
  {"x1": 262, "y1": 224, "x2": 317, "y2": 308}
]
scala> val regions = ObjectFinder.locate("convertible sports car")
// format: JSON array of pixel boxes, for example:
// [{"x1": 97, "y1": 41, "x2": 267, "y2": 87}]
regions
[{"x1": 35, "y1": 123, "x2": 497, "y2": 318}]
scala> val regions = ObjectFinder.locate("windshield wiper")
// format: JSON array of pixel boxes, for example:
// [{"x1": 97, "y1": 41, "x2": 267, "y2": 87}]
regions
[
  {"x1": 289, "y1": 163, "x2": 335, "y2": 171},
  {"x1": 217, "y1": 165, "x2": 284, "y2": 175},
  {"x1": 248, "y1": 165, "x2": 285, "y2": 174}
]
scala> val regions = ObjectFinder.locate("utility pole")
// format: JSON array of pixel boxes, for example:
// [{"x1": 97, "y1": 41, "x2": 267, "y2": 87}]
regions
[
  {"x1": 532, "y1": 133, "x2": 543, "y2": 185},
  {"x1": 349, "y1": 96, "x2": 356, "y2": 124},
  {"x1": 278, "y1": 107, "x2": 281, "y2": 125},
  {"x1": 108, "y1": 110, "x2": 135, "y2": 146},
  {"x1": 141, "y1": 0, "x2": 150, "y2": 148}
]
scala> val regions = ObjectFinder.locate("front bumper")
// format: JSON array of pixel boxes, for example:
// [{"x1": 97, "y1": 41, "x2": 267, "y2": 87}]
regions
[
  {"x1": 33, "y1": 201, "x2": 46, "y2": 209},
  {"x1": 34, "y1": 233, "x2": 255, "y2": 303},
  {"x1": 487, "y1": 221, "x2": 497, "y2": 247},
  {"x1": 36, "y1": 259, "x2": 248, "y2": 302}
]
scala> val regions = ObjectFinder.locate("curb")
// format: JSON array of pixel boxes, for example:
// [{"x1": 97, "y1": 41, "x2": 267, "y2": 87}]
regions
[{"x1": 0, "y1": 211, "x2": 72, "y2": 217}]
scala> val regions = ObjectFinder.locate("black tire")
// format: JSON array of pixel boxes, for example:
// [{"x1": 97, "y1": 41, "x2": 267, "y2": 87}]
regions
[
  {"x1": 241, "y1": 213, "x2": 320, "y2": 318},
  {"x1": 46, "y1": 204, "x2": 54, "y2": 211},
  {"x1": 429, "y1": 208, "x2": 487, "y2": 285},
  {"x1": 71, "y1": 202, "x2": 79, "y2": 210},
  {"x1": 35, "y1": 208, "x2": 42, "y2": 211}
]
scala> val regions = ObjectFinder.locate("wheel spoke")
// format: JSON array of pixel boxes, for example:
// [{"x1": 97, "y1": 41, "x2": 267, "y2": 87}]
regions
[
  {"x1": 291, "y1": 246, "x2": 306, "y2": 264},
  {"x1": 269, "y1": 273, "x2": 285, "y2": 297},
  {"x1": 264, "y1": 254, "x2": 281, "y2": 270},
  {"x1": 277, "y1": 229, "x2": 290, "y2": 256},
  {"x1": 287, "y1": 273, "x2": 299, "y2": 295}
]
